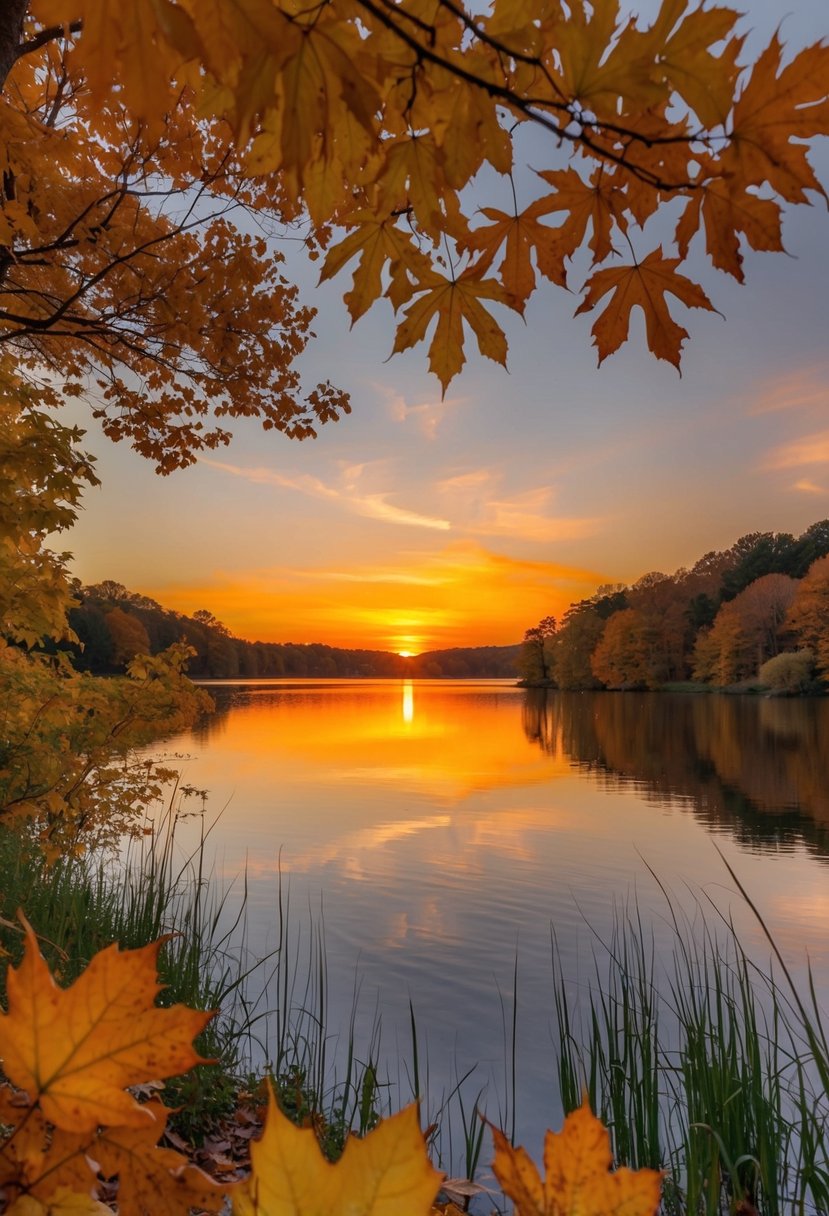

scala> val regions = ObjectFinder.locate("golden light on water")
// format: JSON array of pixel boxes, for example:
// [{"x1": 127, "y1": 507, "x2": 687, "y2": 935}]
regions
[{"x1": 402, "y1": 680, "x2": 414, "y2": 724}]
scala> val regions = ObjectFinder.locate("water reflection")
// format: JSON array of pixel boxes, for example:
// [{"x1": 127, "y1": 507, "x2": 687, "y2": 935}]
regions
[
  {"x1": 402, "y1": 680, "x2": 414, "y2": 725},
  {"x1": 167, "y1": 680, "x2": 829, "y2": 1171},
  {"x1": 523, "y1": 689, "x2": 829, "y2": 858}
]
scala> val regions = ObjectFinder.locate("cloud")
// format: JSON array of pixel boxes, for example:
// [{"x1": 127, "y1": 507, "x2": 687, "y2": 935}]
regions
[
  {"x1": 764, "y1": 431, "x2": 829, "y2": 469},
  {"x1": 202, "y1": 457, "x2": 450, "y2": 531},
  {"x1": 378, "y1": 385, "x2": 463, "y2": 439},
  {"x1": 793, "y1": 479, "x2": 826, "y2": 496},
  {"x1": 747, "y1": 366, "x2": 829, "y2": 415},
  {"x1": 436, "y1": 466, "x2": 600, "y2": 542}
]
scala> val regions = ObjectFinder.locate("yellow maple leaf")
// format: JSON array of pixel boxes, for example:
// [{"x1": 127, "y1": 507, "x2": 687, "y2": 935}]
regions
[
  {"x1": 319, "y1": 214, "x2": 435, "y2": 323},
  {"x1": 0, "y1": 918, "x2": 211, "y2": 1133},
  {"x1": 234, "y1": 1083, "x2": 442, "y2": 1216},
  {"x1": 5, "y1": 1188, "x2": 111, "y2": 1216},
  {"x1": 391, "y1": 269, "x2": 515, "y2": 395},
  {"x1": 491, "y1": 1098, "x2": 662, "y2": 1216},
  {"x1": 575, "y1": 246, "x2": 716, "y2": 368}
]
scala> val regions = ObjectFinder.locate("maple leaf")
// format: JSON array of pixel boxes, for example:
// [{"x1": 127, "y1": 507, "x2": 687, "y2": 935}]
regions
[
  {"x1": 675, "y1": 173, "x2": 783, "y2": 282},
  {"x1": 0, "y1": 918, "x2": 212, "y2": 1133},
  {"x1": 646, "y1": 0, "x2": 742, "y2": 128},
  {"x1": 725, "y1": 35, "x2": 829, "y2": 203},
  {"x1": 234, "y1": 1083, "x2": 442, "y2": 1216},
  {"x1": 319, "y1": 214, "x2": 435, "y2": 323},
  {"x1": 491, "y1": 1097, "x2": 662, "y2": 1216},
  {"x1": 5, "y1": 1187, "x2": 112, "y2": 1216},
  {"x1": 575, "y1": 247, "x2": 717, "y2": 368},
  {"x1": 91, "y1": 1102, "x2": 227, "y2": 1216},
  {"x1": 533, "y1": 168, "x2": 626, "y2": 265},
  {"x1": 463, "y1": 202, "x2": 567, "y2": 303},
  {"x1": 33, "y1": 0, "x2": 197, "y2": 125},
  {"x1": 552, "y1": 0, "x2": 665, "y2": 117},
  {"x1": 391, "y1": 269, "x2": 516, "y2": 394}
]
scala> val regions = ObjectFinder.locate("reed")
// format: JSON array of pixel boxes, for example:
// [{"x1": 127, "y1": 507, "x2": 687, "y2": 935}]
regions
[{"x1": 550, "y1": 876, "x2": 829, "y2": 1215}]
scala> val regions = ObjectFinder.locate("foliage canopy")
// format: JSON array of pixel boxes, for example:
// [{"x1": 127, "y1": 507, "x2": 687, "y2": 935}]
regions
[{"x1": 1, "y1": 0, "x2": 828, "y2": 462}]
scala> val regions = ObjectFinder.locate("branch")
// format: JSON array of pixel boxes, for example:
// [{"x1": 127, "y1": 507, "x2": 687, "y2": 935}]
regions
[{"x1": 16, "y1": 20, "x2": 83, "y2": 61}]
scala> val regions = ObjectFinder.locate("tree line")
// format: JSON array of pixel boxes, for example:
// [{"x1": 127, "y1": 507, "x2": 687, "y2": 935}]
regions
[
  {"x1": 519, "y1": 520, "x2": 829, "y2": 693},
  {"x1": 66, "y1": 582, "x2": 520, "y2": 679}
]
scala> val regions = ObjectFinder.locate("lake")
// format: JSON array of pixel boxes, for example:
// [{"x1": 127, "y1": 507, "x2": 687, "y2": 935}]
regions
[{"x1": 158, "y1": 680, "x2": 829, "y2": 1169}]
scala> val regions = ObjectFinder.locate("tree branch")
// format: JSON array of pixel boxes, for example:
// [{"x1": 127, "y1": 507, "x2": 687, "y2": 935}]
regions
[{"x1": 17, "y1": 20, "x2": 83, "y2": 62}]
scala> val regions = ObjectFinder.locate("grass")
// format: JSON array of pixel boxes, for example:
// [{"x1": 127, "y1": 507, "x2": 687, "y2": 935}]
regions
[
  {"x1": 3, "y1": 801, "x2": 828, "y2": 1211},
  {"x1": 552, "y1": 864, "x2": 829, "y2": 1215},
  {"x1": 0, "y1": 797, "x2": 394, "y2": 1155}
]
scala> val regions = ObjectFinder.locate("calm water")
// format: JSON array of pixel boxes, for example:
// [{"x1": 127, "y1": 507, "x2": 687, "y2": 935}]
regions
[{"x1": 160, "y1": 681, "x2": 829, "y2": 1162}]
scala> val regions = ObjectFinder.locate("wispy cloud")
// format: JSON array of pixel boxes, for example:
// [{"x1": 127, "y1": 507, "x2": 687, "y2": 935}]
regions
[
  {"x1": 764, "y1": 431, "x2": 829, "y2": 470},
  {"x1": 437, "y1": 467, "x2": 600, "y2": 542},
  {"x1": 747, "y1": 366, "x2": 829, "y2": 416},
  {"x1": 793, "y1": 479, "x2": 826, "y2": 496},
  {"x1": 203, "y1": 458, "x2": 450, "y2": 531},
  {"x1": 378, "y1": 385, "x2": 463, "y2": 439}
]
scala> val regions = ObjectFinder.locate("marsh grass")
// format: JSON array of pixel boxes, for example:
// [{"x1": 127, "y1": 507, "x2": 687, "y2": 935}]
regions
[{"x1": 552, "y1": 865, "x2": 829, "y2": 1215}]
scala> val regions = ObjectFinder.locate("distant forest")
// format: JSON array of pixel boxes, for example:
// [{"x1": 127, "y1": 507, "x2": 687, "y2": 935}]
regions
[
  {"x1": 519, "y1": 520, "x2": 829, "y2": 694},
  {"x1": 65, "y1": 581, "x2": 520, "y2": 678}
]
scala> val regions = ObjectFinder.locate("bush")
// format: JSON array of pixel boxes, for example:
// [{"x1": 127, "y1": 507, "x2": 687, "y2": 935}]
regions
[{"x1": 757, "y1": 649, "x2": 815, "y2": 694}]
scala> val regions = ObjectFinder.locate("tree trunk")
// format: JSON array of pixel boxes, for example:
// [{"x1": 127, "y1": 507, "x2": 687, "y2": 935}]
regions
[{"x1": 0, "y1": 0, "x2": 27, "y2": 92}]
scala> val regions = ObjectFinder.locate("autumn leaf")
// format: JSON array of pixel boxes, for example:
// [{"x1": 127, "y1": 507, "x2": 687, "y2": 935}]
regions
[
  {"x1": 646, "y1": 0, "x2": 742, "y2": 127},
  {"x1": 675, "y1": 173, "x2": 783, "y2": 281},
  {"x1": 320, "y1": 214, "x2": 435, "y2": 322},
  {"x1": 491, "y1": 1097, "x2": 662, "y2": 1216},
  {"x1": 533, "y1": 168, "x2": 626, "y2": 265},
  {"x1": 391, "y1": 269, "x2": 516, "y2": 394},
  {"x1": 463, "y1": 202, "x2": 568, "y2": 303},
  {"x1": 575, "y1": 247, "x2": 716, "y2": 367},
  {"x1": 91, "y1": 1103, "x2": 227, "y2": 1216},
  {"x1": 234, "y1": 1082, "x2": 442, "y2": 1216},
  {"x1": 0, "y1": 918, "x2": 212, "y2": 1133},
  {"x1": 5, "y1": 1187, "x2": 112, "y2": 1216},
  {"x1": 725, "y1": 35, "x2": 829, "y2": 203},
  {"x1": 552, "y1": 0, "x2": 665, "y2": 117}
]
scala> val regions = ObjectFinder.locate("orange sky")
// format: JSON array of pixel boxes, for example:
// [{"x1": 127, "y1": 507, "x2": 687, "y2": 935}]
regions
[{"x1": 143, "y1": 543, "x2": 606, "y2": 651}]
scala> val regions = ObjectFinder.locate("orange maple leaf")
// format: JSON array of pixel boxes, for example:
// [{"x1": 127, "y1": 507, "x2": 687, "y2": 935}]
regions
[
  {"x1": 0, "y1": 919, "x2": 212, "y2": 1133},
  {"x1": 463, "y1": 202, "x2": 568, "y2": 303},
  {"x1": 392, "y1": 269, "x2": 516, "y2": 394},
  {"x1": 491, "y1": 1097, "x2": 662, "y2": 1216},
  {"x1": 235, "y1": 1082, "x2": 442, "y2": 1216},
  {"x1": 646, "y1": 0, "x2": 742, "y2": 128},
  {"x1": 725, "y1": 35, "x2": 829, "y2": 203},
  {"x1": 575, "y1": 246, "x2": 716, "y2": 367},
  {"x1": 533, "y1": 168, "x2": 626, "y2": 265},
  {"x1": 675, "y1": 172, "x2": 783, "y2": 281}
]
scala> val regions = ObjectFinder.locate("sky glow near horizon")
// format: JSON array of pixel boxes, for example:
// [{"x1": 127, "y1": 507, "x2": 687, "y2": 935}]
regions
[{"x1": 65, "y1": 0, "x2": 829, "y2": 654}]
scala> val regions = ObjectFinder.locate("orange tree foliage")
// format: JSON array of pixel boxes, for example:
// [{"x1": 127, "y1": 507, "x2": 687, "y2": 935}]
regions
[
  {"x1": 692, "y1": 572, "x2": 796, "y2": 686},
  {"x1": 0, "y1": 0, "x2": 828, "y2": 433},
  {"x1": 0, "y1": 920, "x2": 662, "y2": 1216},
  {"x1": 787, "y1": 556, "x2": 829, "y2": 678}
]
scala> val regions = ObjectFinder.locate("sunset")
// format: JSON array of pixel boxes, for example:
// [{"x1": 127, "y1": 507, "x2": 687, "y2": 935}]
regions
[{"x1": 4, "y1": 0, "x2": 829, "y2": 1211}]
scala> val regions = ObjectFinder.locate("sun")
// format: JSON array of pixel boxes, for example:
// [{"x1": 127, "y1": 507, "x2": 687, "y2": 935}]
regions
[{"x1": 398, "y1": 650, "x2": 413, "y2": 658}]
